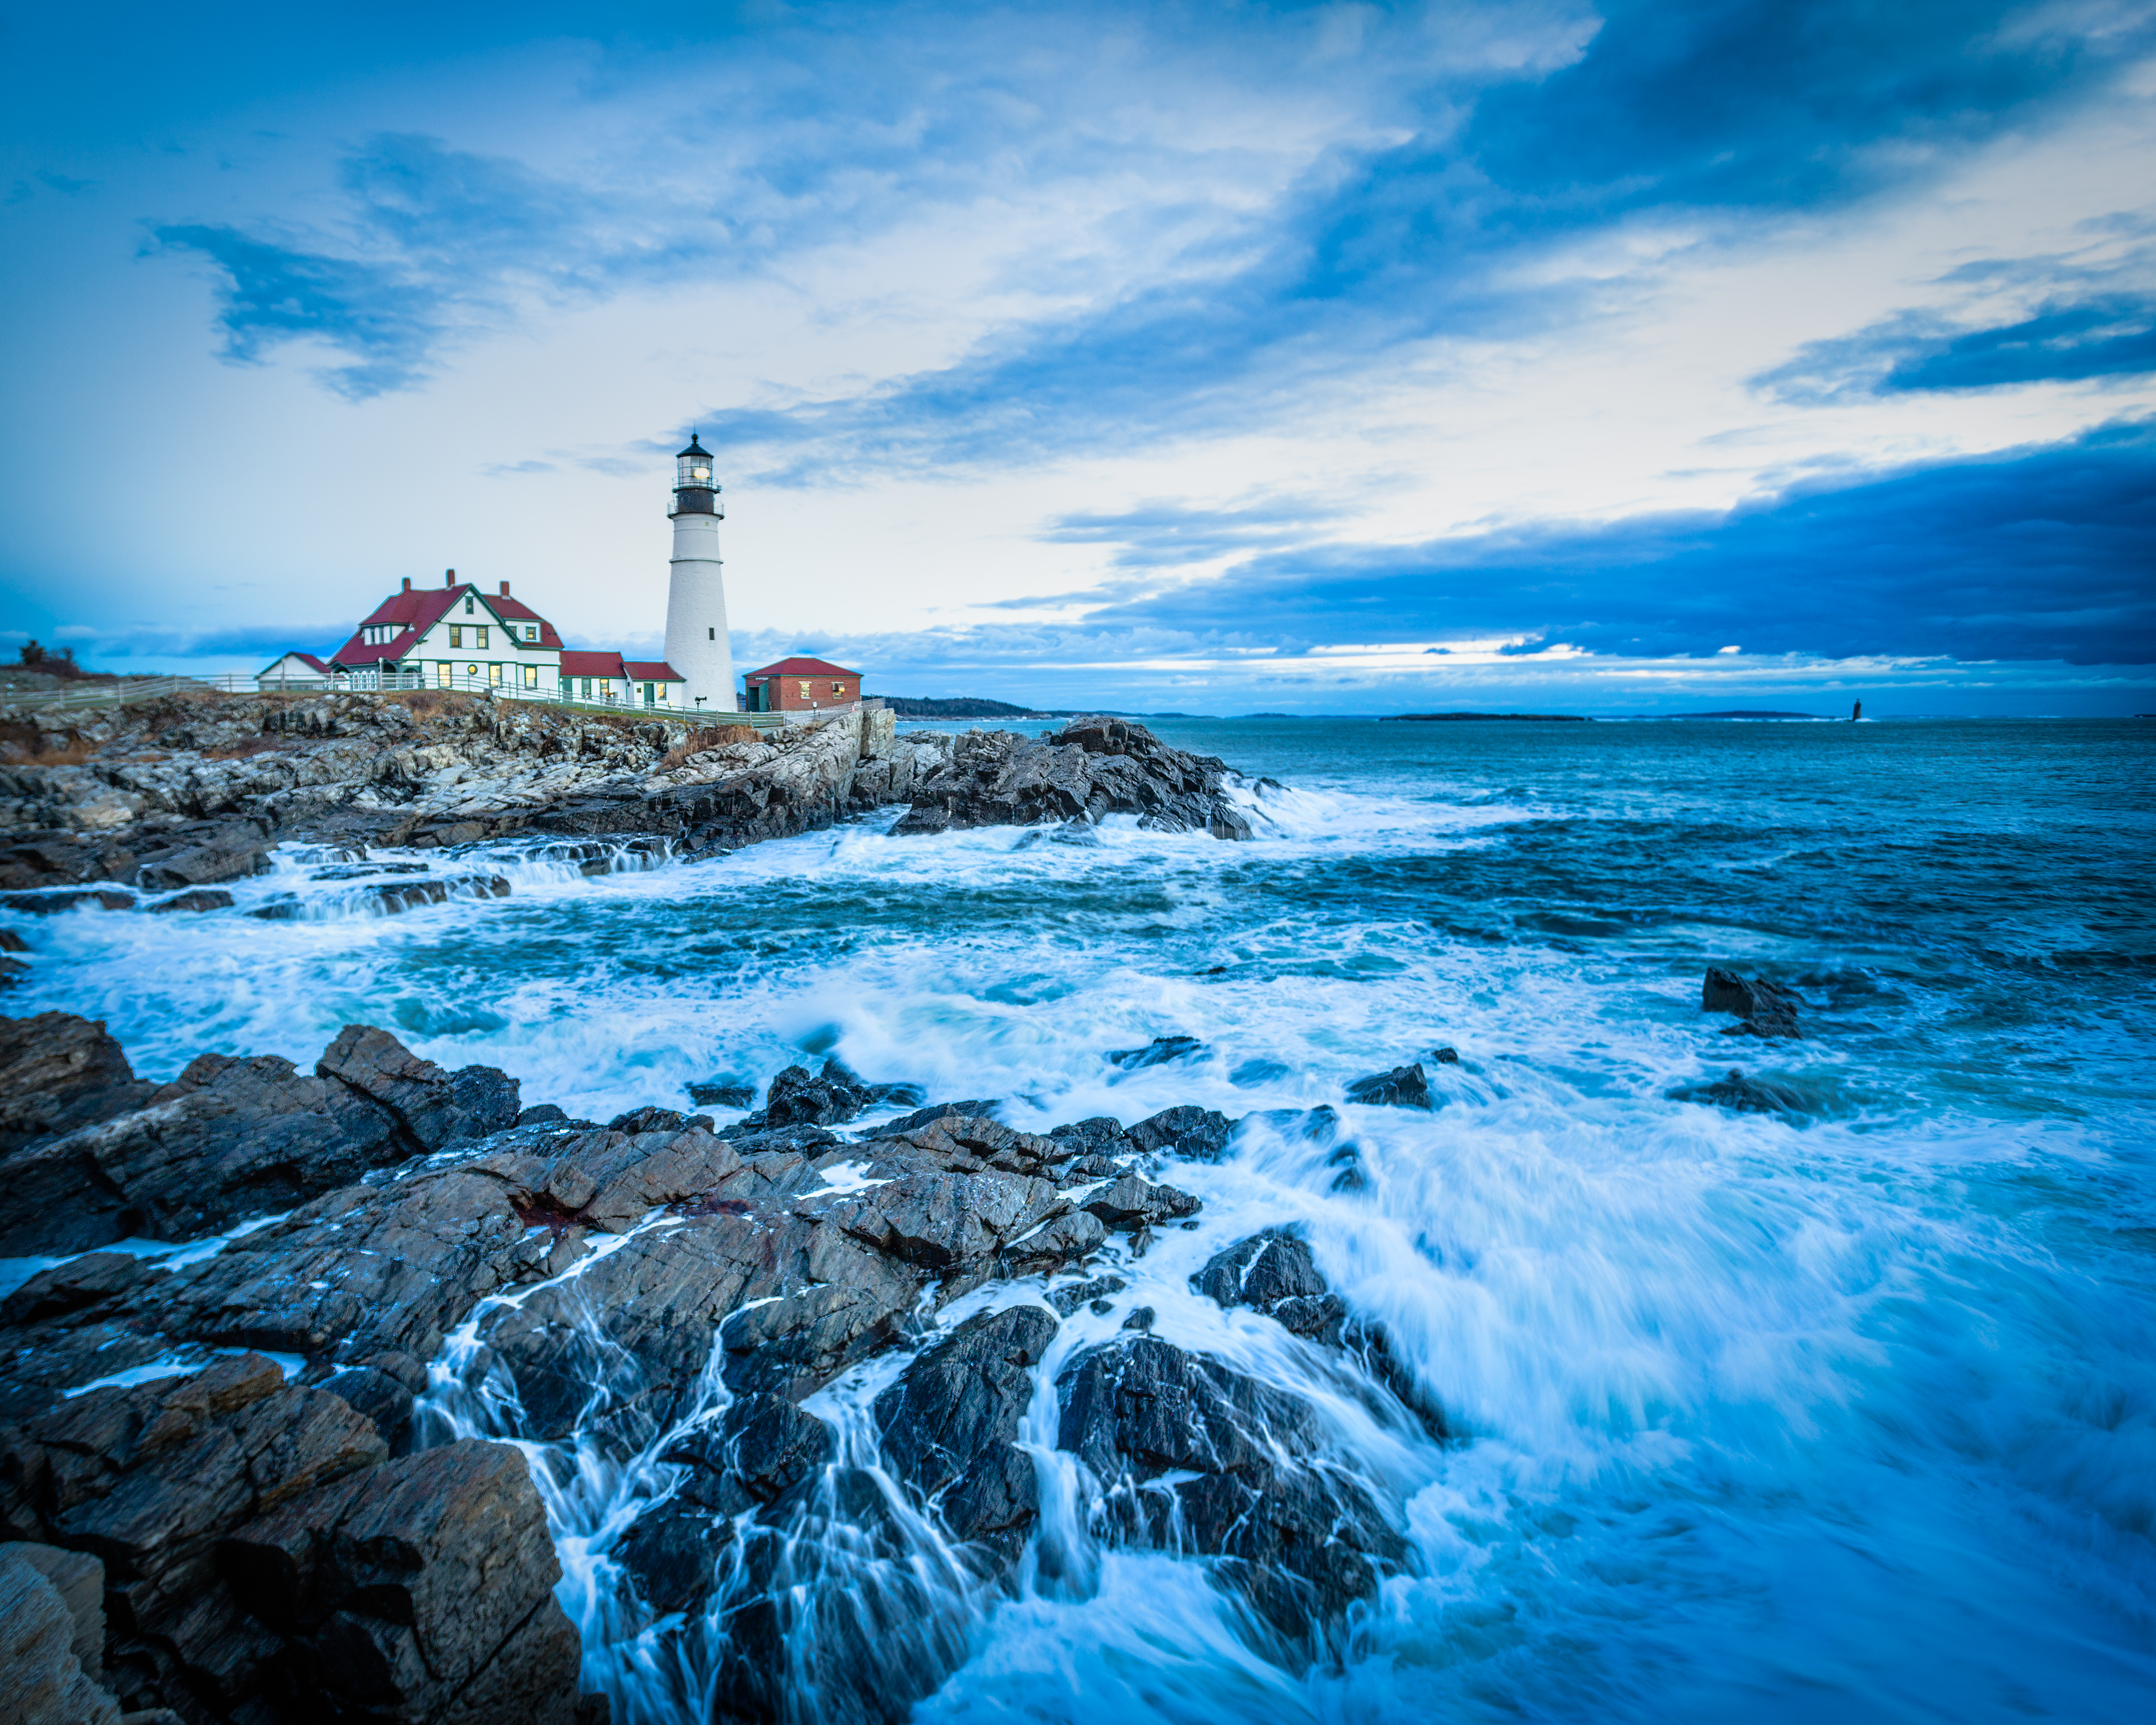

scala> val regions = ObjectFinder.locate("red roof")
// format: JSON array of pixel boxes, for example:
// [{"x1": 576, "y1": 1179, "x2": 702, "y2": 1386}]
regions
[
  {"x1": 623, "y1": 661, "x2": 684, "y2": 683},
  {"x1": 258, "y1": 652, "x2": 331, "y2": 675},
  {"x1": 560, "y1": 651, "x2": 627, "y2": 679},
  {"x1": 745, "y1": 656, "x2": 860, "y2": 681},
  {"x1": 328, "y1": 583, "x2": 562, "y2": 668}
]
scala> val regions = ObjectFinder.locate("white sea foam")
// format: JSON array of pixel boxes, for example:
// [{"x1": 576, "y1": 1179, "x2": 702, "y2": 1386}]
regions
[{"x1": 4, "y1": 719, "x2": 2150, "y2": 1720}]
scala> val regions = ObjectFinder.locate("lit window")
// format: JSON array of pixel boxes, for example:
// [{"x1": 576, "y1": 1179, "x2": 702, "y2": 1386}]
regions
[
  {"x1": 523, "y1": 664, "x2": 536, "y2": 687},
  {"x1": 449, "y1": 626, "x2": 462, "y2": 648},
  {"x1": 475, "y1": 627, "x2": 488, "y2": 648},
  {"x1": 832, "y1": 681, "x2": 843, "y2": 695},
  {"x1": 436, "y1": 662, "x2": 450, "y2": 688},
  {"x1": 466, "y1": 663, "x2": 479, "y2": 677},
  {"x1": 489, "y1": 663, "x2": 503, "y2": 685},
  {"x1": 464, "y1": 597, "x2": 474, "y2": 613},
  {"x1": 527, "y1": 625, "x2": 539, "y2": 642}
]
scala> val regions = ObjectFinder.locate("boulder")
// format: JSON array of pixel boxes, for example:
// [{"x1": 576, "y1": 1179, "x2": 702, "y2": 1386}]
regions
[
  {"x1": 1344, "y1": 1063, "x2": 1434, "y2": 1110},
  {"x1": 0, "y1": 1544, "x2": 120, "y2": 1725},
  {"x1": 1106, "y1": 1035, "x2": 1206, "y2": 1071},
  {"x1": 1125, "y1": 1105, "x2": 1239, "y2": 1162},
  {"x1": 891, "y1": 718, "x2": 1254, "y2": 840},
  {"x1": 1081, "y1": 1174, "x2": 1203, "y2": 1233},
  {"x1": 874, "y1": 1305, "x2": 1058, "y2": 1563},
  {"x1": 0, "y1": 1012, "x2": 154, "y2": 1158},
  {"x1": 1190, "y1": 1229, "x2": 1347, "y2": 1344},
  {"x1": 1702, "y1": 967, "x2": 1802, "y2": 1038},
  {"x1": 223, "y1": 1438, "x2": 583, "y2": 1723},
  {"x1": 0, "y1": 1024, "x2": 517, "y2": 1257},
  {"x1": 1054, "y1": 1336, "x2": 1405, "y2": 1644},
  {"x1": 1668, "y1": 1067, "x2": 1814, "y2": 1119},
  {"x1": 143, "y1": 888, "x2": 233, "y2": 914}
]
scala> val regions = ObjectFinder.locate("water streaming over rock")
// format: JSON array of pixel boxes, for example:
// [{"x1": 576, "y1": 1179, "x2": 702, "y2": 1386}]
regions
[{"x1": 5, "y1": 717, "x2": 2153, "y2": 1721}]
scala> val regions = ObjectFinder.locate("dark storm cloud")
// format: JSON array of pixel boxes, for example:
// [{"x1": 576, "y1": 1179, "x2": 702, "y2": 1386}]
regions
[{"x1": 1068, "y1": 425, "x2": 2156, "y2": 664}]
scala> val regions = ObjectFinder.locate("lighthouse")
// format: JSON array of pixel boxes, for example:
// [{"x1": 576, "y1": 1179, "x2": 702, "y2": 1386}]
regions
[{"x1": 663, "y1": 433, "x2": 736, "y2": 712}]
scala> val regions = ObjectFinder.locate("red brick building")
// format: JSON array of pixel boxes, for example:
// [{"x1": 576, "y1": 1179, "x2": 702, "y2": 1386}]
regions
[{"x1": 742, "y1": 656, "x2": 862, "y2": 713}]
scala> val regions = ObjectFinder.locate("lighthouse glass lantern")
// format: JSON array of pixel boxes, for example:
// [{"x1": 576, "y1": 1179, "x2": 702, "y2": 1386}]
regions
[{"x1": 672, "y1": 433, "x2": 720, "y2": 516}]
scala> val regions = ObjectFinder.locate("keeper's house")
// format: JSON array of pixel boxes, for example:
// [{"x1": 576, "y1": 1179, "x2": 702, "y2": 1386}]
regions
[
  {"x1": 266, "y1": 570, "x2": 687, "y2": 708},
  {"x1": 742, "y1": 656, "x2": 863, "y2": 713}
]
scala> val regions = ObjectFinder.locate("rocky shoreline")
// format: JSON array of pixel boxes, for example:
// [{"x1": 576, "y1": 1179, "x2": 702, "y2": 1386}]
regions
[
  {"x1": 0, "y1": 1012, "x2": 1436, "y2": 1724},
  {"x1": 0, "y1": 693, "x2": 1258, "y2": 904}
]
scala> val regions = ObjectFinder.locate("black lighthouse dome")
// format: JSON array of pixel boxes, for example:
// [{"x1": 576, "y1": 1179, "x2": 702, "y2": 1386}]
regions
[{"x1": 672, "y1": 433, "x2": 719, "y2": 516}]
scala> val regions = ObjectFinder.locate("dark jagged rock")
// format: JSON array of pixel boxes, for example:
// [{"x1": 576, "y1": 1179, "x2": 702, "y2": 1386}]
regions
[
  {"x1": 517, "y1": 1102, "x2": 572, "y2": 1127},
  {"x1": 144, "y1": 888, "x2": 233, "y2": 914},
  {"x1": 1107, "y1": 1035, "x2": 1207, "y2": 1071},
  {"x1": 1345, "y1": 1063, "x2": 1434, "y2": 1110},
  {"x1": 1126, "y1": 1104, "x2": 1239, "y2": 1162},
  {"x1": 0, "y1": 1012, "x2": 155, "y2": 1159},
  {"x1": 223, "y1": 1436, "x2": 583, "y2": 1723},
  {"x1": 1054, "y1": 1335, "x2": 1406, "y2": 1644},
  {"x1": 1191, "y1": 1229, "x2": 1447, "y2": 1436},
  {"x1": 865, "y1": 1099, "x2": 1002, "y2": 1137},
  {"x1": 0, "y1": 1543, "x2": 119, "y2": 1724},
  {"x1": 1082, "y1": 1174, "x2": 1203, "y2": 1233},
  {"x1": 0, "y1": 1022, "x2": 518, "y2": 1257},
  {"x1": 891, "y1": 717, "x2": 1255, "y2": 840},
  {"x1": 606, "y1": 1104, "x2": 715, "y2": 1136},
  {"x1": 1702, "y1": 967, "x2": 1802, "y2": 1039},
  {"x1": 744, "y1": 1056, "x2": 921, "y2": 1131},
  {"x1": 1191, "y1": 1229, "x2": 1348, "y2": 1345},
  {"x1": 685, "y1": 1078, "x2": 756, "y2": 1109},
  {"x1": 1430, "y1": 1045, "x2": 1461, "y2": 1064},
  {"x1": 0, "y1": 888, "x2": 136, "y2": 914},
  {"x1": 1046, "y1": 1115, "x2": 1132, "y2": 1161},
  {"x1": 1120, "y1": 1306, "x2": 1155, "y2": 1332},
  {"x1": 1044, "y1": 1274, "x2": 1127, "y2": 1317},
  {"x1": 1669, "y1": 1067, "x2": 1815, "y2": 1119},
  {"x1": 875, "y1": 1306, "x2": 1057, "y2": 1564}
]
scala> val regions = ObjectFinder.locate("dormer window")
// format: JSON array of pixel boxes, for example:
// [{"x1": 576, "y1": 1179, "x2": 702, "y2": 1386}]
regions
[{"x1": 464, "y1": 597, "x2": 475, "y2": 614}]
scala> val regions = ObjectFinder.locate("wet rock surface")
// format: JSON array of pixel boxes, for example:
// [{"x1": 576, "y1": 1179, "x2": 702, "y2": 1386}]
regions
[
  {"x1": 0, "y1": 1351, "x2": 582, "y2": 1724},
  {"x1": 0, "y1": 693, "x2": 1256, "y2": 894},
  {"x1": 0, "y1": 1014, "x2": 1427, "y2": 1719},
  {"x1": 0, "y1": 1016, "x2": 517, "y2": 1258},
  {"x1": 1055, "y1": 1334, "x2": 1407, "y2": 1644},
  {"x1": 890, "y1": 715, "x2": 1256, "y2": 840},
  {"x1": 1702, "y1": 966, "x2": 1803, "y2": 1038},
  {"x1": 1345, "y1": 1062, "x2": 1435, "y2": 1110}
]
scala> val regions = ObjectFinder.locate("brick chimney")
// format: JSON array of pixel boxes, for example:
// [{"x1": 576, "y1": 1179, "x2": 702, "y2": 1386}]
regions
[
  {"x1": 445, "y1": 568, "x2": 456, "y2": 586},
  {"x1": 402, "y1": 577, "x2": 412, "y2": 592},
  {"x1": 499, "y1": 581, "x2": 511, "y2": 597}
]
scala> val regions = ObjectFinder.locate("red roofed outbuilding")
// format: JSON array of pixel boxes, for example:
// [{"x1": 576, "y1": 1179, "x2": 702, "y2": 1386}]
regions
[{"x1": 743, "y1": 656, "x2": 862, "y2": 713}]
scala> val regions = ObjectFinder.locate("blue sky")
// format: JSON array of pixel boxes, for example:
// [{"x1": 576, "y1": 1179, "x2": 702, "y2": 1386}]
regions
[{"x1": 2, "y1": 1, "x2": 2152, "y2": 713}]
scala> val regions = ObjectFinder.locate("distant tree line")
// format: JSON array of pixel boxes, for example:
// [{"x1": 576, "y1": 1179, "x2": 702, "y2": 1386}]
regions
[
  {"x1": 12, "y1": 640, "x2": 92, "y2": 680},
  {"x1": 878, "y1": 695, "x2": 1058, "y2": 719}
]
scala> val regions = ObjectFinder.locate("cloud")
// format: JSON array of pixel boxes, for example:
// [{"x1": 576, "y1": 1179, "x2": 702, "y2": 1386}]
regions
[
  {"x1": 692, "y1": 0, "x2": 2150, "y2": 481},
  {"x1": 1760, "y1": 293, "x2": 2156, "y2": 400},
  {"x1": 1064, "y1": 422, "x2": 2156, "y2": 664}
]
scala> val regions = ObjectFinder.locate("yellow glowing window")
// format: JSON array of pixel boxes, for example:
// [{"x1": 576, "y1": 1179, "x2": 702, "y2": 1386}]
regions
[
  {"x1": 436, "y1": 662, "x2": 450, "y2": 688},
  {"x1": 489, "y1": 663, "x2": 503, "y2": 685},
  {"x1": 475, "y1": 627, "x2": 488, "y2": 648},
  {"x1": 523, "y1": 664, "x2": 537, "y2": 687}
]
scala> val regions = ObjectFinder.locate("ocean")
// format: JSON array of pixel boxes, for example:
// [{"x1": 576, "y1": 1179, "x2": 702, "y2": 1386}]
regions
[{"x1": 8, "y1": 714, "x2": 2153, "y2": 1722}]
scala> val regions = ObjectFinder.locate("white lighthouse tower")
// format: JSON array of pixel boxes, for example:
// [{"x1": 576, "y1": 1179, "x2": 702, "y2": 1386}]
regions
[{"x1": 663, "y1": 433, "x2": 736, "y2": 712}]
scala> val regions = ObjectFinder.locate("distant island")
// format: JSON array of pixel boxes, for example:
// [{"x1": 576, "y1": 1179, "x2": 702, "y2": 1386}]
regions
[
  {"x1": 1380, "y1": 712, "x2": 1590, "y2": 722},
  {"x1": 878, "y1": 697, "x2": 1208, "y2": 721},
  {"x1": 878, "y1": 696, "x2": 1057, "y2": 719}
]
